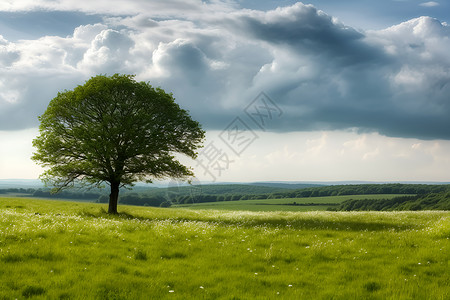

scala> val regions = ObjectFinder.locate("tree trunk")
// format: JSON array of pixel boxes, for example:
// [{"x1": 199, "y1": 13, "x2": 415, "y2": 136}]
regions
[{"x1": 108, "y1": 181, "x2": 120, "y2": 214}]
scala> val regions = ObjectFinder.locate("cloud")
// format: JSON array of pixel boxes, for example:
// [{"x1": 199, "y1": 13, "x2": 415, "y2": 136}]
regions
[
  {"x1": 420, "y1": 2, "x2": 440, "y2": 7},
  {"x1": 73, "y1": 23, "x2": 107, "y2": 41},
  {"x1": 0, "y1": 128, "x2": 42, "y2": 179},
  {"x1": 225, "y1": 3, "x2": 383, "y2": 65},
  {"x1": 77, "y1": 29, "x2": 135, "y2": 74},
  {"x1": 0, "y1": 0, "x2": 234, "y2": 18},
  {"x1": 0, "y1": 35, "x2": 20, "y2": 67},
  {"x1": 0, "y1": 2, "x2": 449, "y2": 141},
  {"x1": 195, "y1": 130, "x2": 450, "y2": 182},
  {"x1": 224, "y1": 9, "x2": 450, "y2": 139}
]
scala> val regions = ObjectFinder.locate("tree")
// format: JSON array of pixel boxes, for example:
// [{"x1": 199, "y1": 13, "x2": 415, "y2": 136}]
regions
[{"x1": 32, "y1": 74, "x2": 205, "y2": 214}]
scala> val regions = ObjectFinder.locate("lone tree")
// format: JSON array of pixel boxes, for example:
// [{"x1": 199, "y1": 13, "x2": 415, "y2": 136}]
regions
[{"x1": 32, "y1": 74, "x2": 205, "y2": 214}]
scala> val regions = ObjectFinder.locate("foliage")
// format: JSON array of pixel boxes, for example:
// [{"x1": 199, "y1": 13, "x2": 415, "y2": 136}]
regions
[
  {"x1": 336, "y1": 191, "x2": 450, "y2": 211},
  {"x1": 135, "y1": 183, "x2": 450, "y2": 207},
  {"x1": 268, "y1": 183, "x2": 450, "y2": 199},
  {"x1": 248, "y1": 182, "x2": 324, "y2": 189},
  {"x1": 119, "y1": 193, "x2": 167, "y2": 207},
  {"x1": 32, "y1": 74, "x2": 204, "y2": 213},
  {"x1": 32, "y1": 189, "x2": 103, "y2": 200},
  {"x1": 146, "y1": 183, "x2": 450, "y2": 205},
  {"x1": 0, "y1": 198, "x2": 449, "y2": 299}
]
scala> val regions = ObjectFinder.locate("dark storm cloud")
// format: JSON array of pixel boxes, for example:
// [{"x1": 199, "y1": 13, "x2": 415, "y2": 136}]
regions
[
  {"x1": 211, "y1": 4, "x2": 450, "y2": 140},
  {"x1": 232, "y1": 3, "x2": 384, "y2": 65}
]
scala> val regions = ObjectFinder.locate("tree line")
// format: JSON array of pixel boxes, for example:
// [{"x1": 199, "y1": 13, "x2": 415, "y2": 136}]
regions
[
  {"x1": 1, "y1": 183, "x2": 449, "y2": 209},
  {"x1": 117, "y1": 183, "x2": 450, "y2": 207},
  {"x1": 268, "y1": 183, "x2": 450, "y2": 198},
  {"x1": 333, "y1": 191, "x2": 450, "y2": 211}
]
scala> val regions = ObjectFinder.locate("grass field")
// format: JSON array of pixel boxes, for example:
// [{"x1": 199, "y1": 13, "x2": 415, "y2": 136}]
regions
[
  {"x1": 174, "y1": 194, "x2": 407, "y2": 211},
  {"x1": 0, "y1": 197, "x2": 449, "y2": 299}
]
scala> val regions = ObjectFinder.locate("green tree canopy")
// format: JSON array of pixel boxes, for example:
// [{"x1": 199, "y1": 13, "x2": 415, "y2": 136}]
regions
[{"x1": 32, "y1": 74, "x2": 205, "y2": 214}]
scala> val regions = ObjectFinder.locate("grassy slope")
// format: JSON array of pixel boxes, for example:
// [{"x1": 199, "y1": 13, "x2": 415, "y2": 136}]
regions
[
  {"x1": 174, "y1": 194, "x2": 407, "y2": 211},
  {"x1": 0, "y1": 198, "x2": 449, "y2": 299}
]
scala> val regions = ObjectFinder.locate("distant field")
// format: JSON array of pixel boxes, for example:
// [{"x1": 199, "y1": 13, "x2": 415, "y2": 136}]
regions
[
  {"x1": 0, "y1": 197, "x2": 448, "y2": 299},
  {"x1": 174, "y1": 194, "x2": 408, "y2": 211},
  {"x1": 0, "y1": 193, "x2": 97, "y2": 203}
]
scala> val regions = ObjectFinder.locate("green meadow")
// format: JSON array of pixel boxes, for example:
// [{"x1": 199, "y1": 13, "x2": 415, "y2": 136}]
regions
[
  {"x1": 174, "y1": 194, "x2": 405, "y2": 211},
  {"x1": 0, "y1": 197, "x2": 449, "y2": 299}
]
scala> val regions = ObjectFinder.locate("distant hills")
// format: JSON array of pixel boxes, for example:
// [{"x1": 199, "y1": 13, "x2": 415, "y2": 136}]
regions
[
  {"x1": 1, "y1": 179, "x2": 449, "y2": 189},
  {"x1": 0, "y1": 179, "x2": 43, "y2": 188},
  {"x1": 246, "y1": 182, "x2": 324, "y2": 189},
  {"x1": 1, "y1": 180, "x2": 449, "y2": 210}
]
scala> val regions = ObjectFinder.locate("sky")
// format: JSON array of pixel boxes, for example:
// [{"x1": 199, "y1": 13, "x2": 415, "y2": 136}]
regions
[{"x1": 0, "y1": 0, "x2": 449, "y2": 183}]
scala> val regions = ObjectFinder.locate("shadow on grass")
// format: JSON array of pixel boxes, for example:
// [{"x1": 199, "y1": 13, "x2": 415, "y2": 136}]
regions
[{"x1": 78, "y1": 208, "x2": 136, "y2": 219}]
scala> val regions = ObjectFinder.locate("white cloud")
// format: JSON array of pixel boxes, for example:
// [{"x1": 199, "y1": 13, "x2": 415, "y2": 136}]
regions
[
  {"x1": 0, "y1": 129, "x2": 42, "y2": 179},
  {"x1": 420, "y1": 2, "x2": 440, "y2": 7},
  {"x1": 77, "y1": 29, "x2": 135, "y2": 74},
  {"x1": 1, "y1": 3, "x2": 450, "y2": 140},
  {"x1": 0, "y1": 0, "x2": 235, "y2": 18},
  {"x1": 73, "y1": 23, "x2": 108, "y2": 41},
  {"x1": 186, "y1": 130, "x2": 450, "y2": 182},
  {"x1": 0, "y1": 35, "x2": 20, "y2": 67}
]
